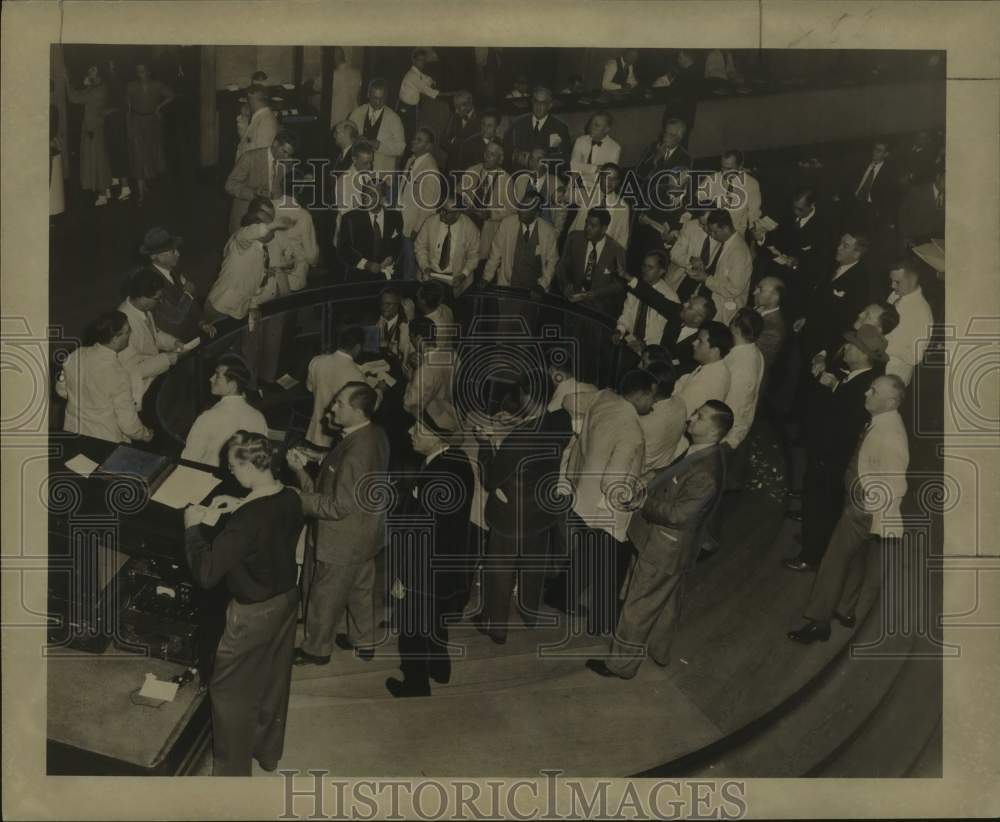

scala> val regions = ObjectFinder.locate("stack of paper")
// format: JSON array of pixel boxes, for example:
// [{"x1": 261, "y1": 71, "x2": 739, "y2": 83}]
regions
[
  {"x1": 151, "y1": 465, "x2": 221, "y2": 509},
  {"x1": 65, "y1": 454, "x2": 99, "y2": 477}
]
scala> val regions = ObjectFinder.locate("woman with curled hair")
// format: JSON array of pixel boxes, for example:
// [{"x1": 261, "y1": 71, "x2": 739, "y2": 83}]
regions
[{"x1": 183, "y1": 430, "x2": 303, "y2": 776}]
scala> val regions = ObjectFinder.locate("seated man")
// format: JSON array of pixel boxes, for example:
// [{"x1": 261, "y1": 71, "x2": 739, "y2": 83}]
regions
[
  {"x1": 512, "y1": 147, "x2": 567, "y2": 233},
  {"x1": 56, "y1": 310, "x2": 153, "y2": 444},
  {"x1": 563, "y1": 162, "x2": 631, "y2": 250},
  {"x1": 456, "y1": 108, "x2": 502, "y2": 172},
  {"x1": 460, "y1": 139, "x2": 514, "y2": 265},
  {"x1": 602, "y1": 50, "x2": 640, "y2": 91},
  {"x1": 569, "y1": 111, "x2": 621, "y2": 188},
  {"x1": 482, "y1": 190, "x2": 559, "y2": 292},
  {"x1": 338, "y1": 182, "x2": 404, "y2": 282},
  {"x1": 181, "y1": 355, "x2": 268, "y2": 467},
  {"x1": 415, "y1": 196, "x2": 480, "y2": 297}
]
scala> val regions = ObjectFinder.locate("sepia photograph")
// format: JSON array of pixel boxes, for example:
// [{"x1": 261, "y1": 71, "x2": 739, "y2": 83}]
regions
[{"x1": 2, "y1": 1, "x2": 998, "y2": 820}]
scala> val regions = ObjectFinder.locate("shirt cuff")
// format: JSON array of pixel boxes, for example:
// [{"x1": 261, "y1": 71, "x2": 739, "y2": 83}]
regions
[
  {"x1": 626, "y1": 276, "x2": 638, "y2": 288},
  {"x1": 357, "y1": 257, "x2": 368, "y2": 270}
]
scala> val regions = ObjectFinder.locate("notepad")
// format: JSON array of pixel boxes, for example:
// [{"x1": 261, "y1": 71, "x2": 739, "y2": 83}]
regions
[
  {"x1": 65, "y1": 454, "x2": 99, "y2": 477},
  {"x1": 151, "y1": 465, "x2": 221, "y2": 509},
  {"x1": 138, "y1": 673, "x2": 178, "y2": 702},
  {"x1": 758, "y1": 216, "x2": 779, "y2": 232},
  {"x1": 276, "y1": 374, "x2": 299, "y2": 390},
  {"x1": 361, "y1": 359, "x2": 391, "y2": 374}
]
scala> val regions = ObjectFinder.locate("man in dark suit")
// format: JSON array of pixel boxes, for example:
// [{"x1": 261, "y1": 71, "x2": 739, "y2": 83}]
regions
[
  {"x1": 556, "y1": 207, "x2": 627, "y2": 319},
  {"x1": 753, "y1": 188, "x2": 832, "y2": 320},
  {"x1": 440, "y1": 90, "x2": 481, "y2": 172},
  {"x1": 288, "y1": 383, "x2": 391, "y2": 665},
  {"x1": 456, "y1": 109, "x2": 502, "y2": 172},
  {"x1": 794, "y1": 231, "x2": 873, "y2": 363},
  {"x1": 503, "y1": 86, "x2": 571, "y2": 172},
  {"x1": 385, "y1": 420, "x2": 475, "y2": 697},
  {"x1": 616, "y1": 267, "x2": 716, "y2": 376},
  {"x1": 753, "y1": 276, "x2": 787, "y2": 373},
  {"x1": 337, "y1": 183, "x2": 404, "y2": 282},
  {"x1": 783, "y1": 326, "x2": 888, "y2": 572},
  {"x1": 586, "y1": 400, "x2": 732, "y2": 679},
  {"x1": 897, "y1": 167, "x2": 944, "y2": 256},
  {"x1": 631, "y1": 117, "x2": 692, "y2": 266},
  {"x1": 475, "y1": 379, "x2": 573, "y2": 644},
  {"x1": 843, "y1": 139, "x2": 901, "y2": 233}
]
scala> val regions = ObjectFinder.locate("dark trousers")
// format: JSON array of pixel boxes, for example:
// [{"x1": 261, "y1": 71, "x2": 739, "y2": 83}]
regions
[
  {"x1": 804, "y1": 504, "x2": 877, "y2": 623},
  {"x1": 566, "y1": 515, "x2": 631, "y2": 635},
  {"x1": 799, "y1": 456, "x2": 844, "y2": 565},
  {"x1": 482, "y1": 526, "x2": 552, "y2": 640},
  {"x1": 396, "y1": 589, "x2": 460, "y2": 694},
  {"x1": 241, "y1": 313, "x2": 287, "y2": 384},
  {"x1": 209, "y1": 588, "x2": 298, "y2": 776}
]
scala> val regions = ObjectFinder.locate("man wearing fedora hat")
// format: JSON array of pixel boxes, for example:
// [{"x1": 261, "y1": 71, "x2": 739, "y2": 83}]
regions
[
  {"x1": 784, "y1": 324, "x2": 888, "y2": 573},
  {"x1": 141, "y1": 226, "x2": 216, "y2": 343}
]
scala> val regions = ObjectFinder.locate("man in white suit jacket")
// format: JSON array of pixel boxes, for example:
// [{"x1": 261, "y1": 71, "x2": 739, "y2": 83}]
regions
[
  {"x1": 118, "y1": 268, "x2": 184, "y2": 402},
  {"x1": 415, "y1": 198, "x2": 480, "y2": 295},
  {"x1": 235, "y1": 87, "x2": 279, "y2": 163},
  {"x1": 687, "y1": 209, "x2": 752, "y2": 324},
  {"x1": 305, "y1": 327, "x2": 368, "y2": 447},
  {"x1": 462, "y1": 140, "x2": 515, "y2": 261},
  {"x1": 348, "y1": 80, "x2": 406, "y2": 172},
  {"x1": 711, "y1": 149, "x2": 762, "y2": 237},
  {"x1": 482, "y1": 196, "x2": 559, "y2": 290},
  {"x1": 569, "y1": 111, "x2": 621, "y2": 188},
  {"x1": 560, "y1": 370, "x2": 657, "y2": 635},
  {"x1": 398, "y1": 128, "x2": 441, "y2": 238}
]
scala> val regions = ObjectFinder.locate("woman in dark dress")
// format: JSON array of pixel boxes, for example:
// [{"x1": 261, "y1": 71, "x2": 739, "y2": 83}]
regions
[
  {"x1": 126, "y1": 62, "x2": 174, "y2": 204},
  {"x1": 183, "y1": 431, "x2": 303, "y2": 776},
  {"x1": 103, "y1": 60, "x2": 132, "y2": 201}
]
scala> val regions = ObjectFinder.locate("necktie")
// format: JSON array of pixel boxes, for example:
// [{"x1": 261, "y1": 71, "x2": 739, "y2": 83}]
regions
[
  {"x1": 634, "y1": 300, "x2": 649, "y2": 343},
  {"x1": 584, "y1": 243, "x2": 597, "y2": 287},
  {"x1": 480, "y1": 173, "x2": 494, "y2": 206},
  {"x1": 700, "y1": 235, "x2": 712, "y2": 266},
  {"x1": 259, "y1": 245, "x2": 271, "y2": 289},
  {"x1": 856, "y1": 165, "x2": 875, "y2": 201},
  {"x1": 371, "y1": 212, "x2": 382, "y2": 259},
  {"x1": 438, "y1": 225, "x2": 452, "y2": 270},
  {"x1": 533, "y1": 119, "x2": 541, "y2": 135},
  {"x1": 587, "y1": 140, "x2": 602, "y2": 165}
]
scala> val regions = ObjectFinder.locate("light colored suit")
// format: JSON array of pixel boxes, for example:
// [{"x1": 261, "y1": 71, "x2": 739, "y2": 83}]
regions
[
  {"x1": 722, "y1": 341, "x2": 765, "y2": 448},
  {"x1": 299, "y1": 422, "x2": 391, "y2": 655},
  {"x1": 564, "y1": 389, "x2": 645, "y2": 541},
  {"x1": 403, "y1": 350, "x2": 459, "y2": 431},
  {"x1": 482, "y1": 214, "x2": 559, "y2": 290},
  {"x1": 512, "y1": 170, "x2": 567, "y2": 234},
  {"x1": 399, "y1": 152, "x2": 441, "y2": 238},
  {"x1": 305, "y1": 350, "x2": 366, "y2": 447},
  {"x1": 569, "y1": 134, "x2": 622, "y2": 187},
  {"x1": 463, "y1": 164, "x2": 514, "y2": 259},
  {"x1": 117, "y1": 298, "x2": 179, "y2": 402},
  {"x1": 703, "y1": 232, "x2": 753, "y2": 323},
  {"x1": 348, "y1": 104, "x2": 406, "y2": 171},
  {"x1": 415, "y1": 213, "x2": 480, "y2": 281},
  {"x1": 57, "y1": 344, "x2": 147, "y2": 443},
  {"x1": 711, "y1": 170, "x2": 762, "y2": 236},
  {"x1": 235, "y1": 107, "x2": 278, "y2": 162},
  {"x1": 225, "y1": 147, "x2": 283, "y2": 234}
]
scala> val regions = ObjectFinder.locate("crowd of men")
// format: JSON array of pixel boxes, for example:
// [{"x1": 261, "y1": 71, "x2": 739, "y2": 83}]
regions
[{"x1": 57, "y1": 57, "x2": 943, "y2": 718}]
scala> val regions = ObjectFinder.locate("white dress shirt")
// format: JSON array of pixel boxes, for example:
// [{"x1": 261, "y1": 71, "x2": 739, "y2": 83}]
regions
[
  {"x1": 355, "y1": 209, "x2": 397, "y2": 278},
  {"x1": 674, "y1": 359, "x2": 732, "y2": 416},
  {"x1": 617, "y1": 278, "x2": 679, "y2": 346},
  {"x1": 117, "y1": 297, "x2": 180, "y2": 402},
  {"x1": 398, "y1": 66, "x2": 439, "y2": 106},
  {"x1": 305, "y1": 349, "x2": 366, "y2": 447},
  {"x1": 722, "y1": 341, "x2": 765, "y2": 447},
  {"x1": 207, "y1": 223, "x2": 272, "y2": 320},
  {"x1": 885, "y1": 287, "x2": 934, "y2": 386},
  {"x1": 855, "y1": 160, "x2": 885, "y2": 201},
  {"x1": 57, "y1": 344, "x2": 148, "y2": 443},
  {"x1": 430, "y1": 218, "x2": 464, "y2": 274},
  {"x1": 602, "y1": 58, "x2": 638, "y2": 90},
  {"x1": 548, "y1": 376, "x2": 597, "y2": 414},
  {"x1": 570, "y1": 134, "x2": 622, "y2": 184},
  {"x1": 856, "y1": 409, "x2": 909, "y2": 537},
  {"x1": 568, "y1": 185, "x2": 631, "y2": 249},
  {"x1": 639, "y1": 396, "x2": 688, "y2": 472},
  {"x1": 181, "y1": 394, "x2": 269, "y2": 466}
]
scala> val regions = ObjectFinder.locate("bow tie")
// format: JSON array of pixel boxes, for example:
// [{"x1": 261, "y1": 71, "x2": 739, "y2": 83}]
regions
[{"x1": 592, "y1": 140, "x2": 603, "y2": 148}]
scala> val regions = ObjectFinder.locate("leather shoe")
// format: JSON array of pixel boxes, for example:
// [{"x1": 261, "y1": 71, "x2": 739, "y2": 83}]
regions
[
  {"x1": 782, "y1": 558, "x2": 816, "y2": 572},
  {"x1": 784, "y1": 510, "x2": 804, "y2": 522},
  {"x1": 334, "y1": 633, "x2": 353, "y2": 651},
  {"x1": 585, "y1": 659, "x2": 632, "y2": 679},
  {"x1": 385, "y1": 677, "x2": 430, "y2": 698},
  {"x1": 256, "y1": 757, "x2": 278, "y2": 772},
  {"x1": 833, "y1": 611, "x2": 856, "y2": 629},
  {"x1": 292, "y1": 648, "x2": 330, "y2": 666},
  {"x1": 787, "y1": 622, "x2": 831, "y2": 644},
  {"x1": 355, "y1": 647, "x2": 374, "y2": 662}
]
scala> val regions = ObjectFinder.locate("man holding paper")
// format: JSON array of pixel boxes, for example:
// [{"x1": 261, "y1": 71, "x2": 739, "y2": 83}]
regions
[{"x1": 415, "y1": 197, "x2": 480, "y2": 296}]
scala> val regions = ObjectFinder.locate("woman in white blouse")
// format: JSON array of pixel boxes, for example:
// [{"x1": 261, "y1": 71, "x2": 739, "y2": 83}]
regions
[{"x1": 182, "y1": 355, "x2": 268, "y2": 467}]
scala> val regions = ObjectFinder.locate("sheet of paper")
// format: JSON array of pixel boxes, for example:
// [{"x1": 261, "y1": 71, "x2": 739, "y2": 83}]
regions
[
  {"x1": 181, "y1": 337, "x2": 201, "y2": 352},
  {"x1": 276, "y1": 374, "x2": 299, "y2": 390},
  {"x1": 759, "y1": 216, "x2": 779, "y2": 232},
  {"x1": 65, "y1": 454, "x2": 99, "y2": 477},
  {"x1": 151, "y1": 465, "x2": 221, "y2": 509},
  {"x1": 282, "y1": 83, "x2": 296, "y2": 90},
  {"x1": 225, "y1": 84, "x2": 239, "y2": 92},
  {"x1": 266, "y1": 428, "x2": 287, "y2": 442},
  {"x1": 429, "y1": 272, "x2": 455, "y2": 284},
  {"x1": 138, "y1": 674, "x2": 178, "y2": 703},
  {"x1": 361, "y1": 359, "x2": 390, "y2": 374}
]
